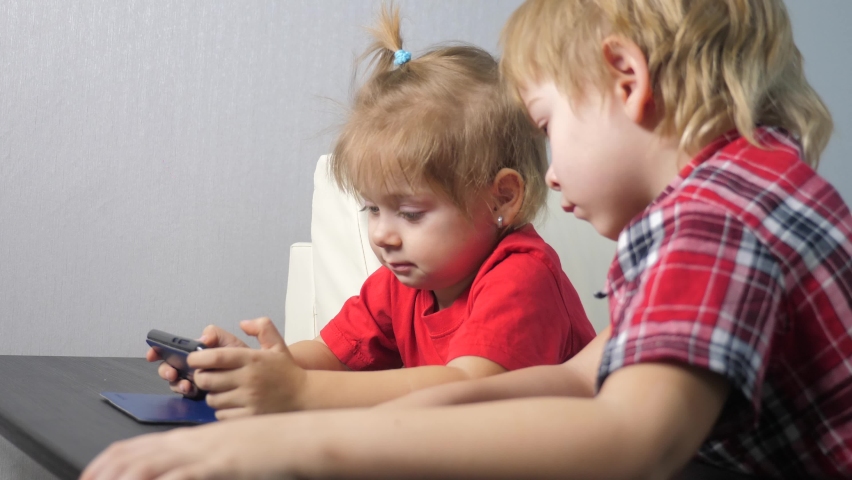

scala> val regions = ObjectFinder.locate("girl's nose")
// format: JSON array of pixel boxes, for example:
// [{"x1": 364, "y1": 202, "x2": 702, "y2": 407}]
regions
[
  {"x1": 545, "y1": 165, "x2": 561, "y2": 191},
  {"x1": 370, "y1": 217, "x2": 401, "y2": 249}
]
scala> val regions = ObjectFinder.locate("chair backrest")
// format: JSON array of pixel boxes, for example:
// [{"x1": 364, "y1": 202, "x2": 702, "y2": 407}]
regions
[{"x1": 288, "y1": 155, "x2": 614, "y2": 341}]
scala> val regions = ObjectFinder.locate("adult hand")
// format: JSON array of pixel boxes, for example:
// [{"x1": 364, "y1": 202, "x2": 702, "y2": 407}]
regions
[
  {"x1": 146, "y1": 324, "x2": 249, "y2": 397},
  {"x1": 190, "y1": 317, "x2": 309, "y2": 419}
]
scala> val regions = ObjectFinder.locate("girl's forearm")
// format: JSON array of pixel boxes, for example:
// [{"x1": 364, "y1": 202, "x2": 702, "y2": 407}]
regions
[
  {"x1": 288, "y1": 339, "x2": 348, "y2": 371},
  {"x1": 298, "y1": 365, "x2": 476, "y2": 409},
  {"x1": 383, "y1": 328, "x2": 611, "y2": 408},
  {"x1": 382, "y1": 362, "x2": 595, "y2": 408}
]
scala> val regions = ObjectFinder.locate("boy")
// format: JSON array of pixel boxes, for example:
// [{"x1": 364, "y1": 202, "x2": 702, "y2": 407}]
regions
[{"x1": 83, "y1": 1, "x2": 852, "y2": 478}]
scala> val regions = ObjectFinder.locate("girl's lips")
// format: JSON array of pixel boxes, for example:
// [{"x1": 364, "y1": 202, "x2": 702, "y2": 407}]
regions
[
  {"x1": 562, "y1": 204, "x2": 576, "y2": 213},
  {"x1": 388, "y1": 262, "x2": 415, "y2": 273}
]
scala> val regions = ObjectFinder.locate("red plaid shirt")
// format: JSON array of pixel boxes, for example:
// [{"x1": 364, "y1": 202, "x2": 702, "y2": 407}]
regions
[{"x1": 598, "y1": 127, "x2": 852, "y2": 478}]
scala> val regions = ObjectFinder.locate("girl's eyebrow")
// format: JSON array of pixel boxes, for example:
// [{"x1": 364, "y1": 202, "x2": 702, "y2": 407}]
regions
[
  {"x1": 391, "y1": 193, "x2": 433, "y2": 206},
  {"x1": 360, "y1": 191, "x2": 431, "y2": 206}
]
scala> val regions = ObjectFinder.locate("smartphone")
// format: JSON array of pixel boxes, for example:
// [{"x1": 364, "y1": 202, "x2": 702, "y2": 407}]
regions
[{"x1": 146, "y1": 329, "x2": 207, "y2": 383}]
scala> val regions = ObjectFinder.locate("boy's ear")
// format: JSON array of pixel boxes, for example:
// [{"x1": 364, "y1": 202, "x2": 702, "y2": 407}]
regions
[
  {"x1": 601, "y1": 35, "x2": 653, "y2": 125},
  {"x1": 490, "y1": 168, "x2": 525, "y2": 229}
]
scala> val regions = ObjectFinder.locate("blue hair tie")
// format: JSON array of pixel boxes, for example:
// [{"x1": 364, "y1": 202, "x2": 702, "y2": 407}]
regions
[{"x1": 394, "y1": 49, "x2": 412, "y2": 66}]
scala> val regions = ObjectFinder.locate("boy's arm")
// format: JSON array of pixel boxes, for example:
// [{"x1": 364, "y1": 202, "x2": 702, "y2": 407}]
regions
[
  {"x1": 381, "y1": 326, "x2": 611, "y2": 408},
  {"x1": 83, "y1": 361, "x2": 730, "y2": 480}
]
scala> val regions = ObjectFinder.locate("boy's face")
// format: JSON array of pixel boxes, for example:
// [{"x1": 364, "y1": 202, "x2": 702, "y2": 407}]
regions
[
  {"x1": 361, "y1": 180, "x2": 497, "y2": 309},
  {"x1": 521, "y1": 81, "x2": 658, "y2": 240}
]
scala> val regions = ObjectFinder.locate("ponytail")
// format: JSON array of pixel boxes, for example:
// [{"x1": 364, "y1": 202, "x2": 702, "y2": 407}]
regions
[{"x1": 361, "y1": 3, "x2": 410, "y2": 85}]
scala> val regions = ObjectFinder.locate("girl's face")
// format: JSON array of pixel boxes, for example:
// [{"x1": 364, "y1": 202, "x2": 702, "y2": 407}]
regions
[{"x1": 361, "y1": 181, "x2": 498, "y2": 310}]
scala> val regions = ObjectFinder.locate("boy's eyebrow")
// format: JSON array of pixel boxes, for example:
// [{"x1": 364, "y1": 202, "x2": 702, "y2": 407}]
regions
[{"x1": 524, "y1": 95, "x2": 543, "y2": 113}]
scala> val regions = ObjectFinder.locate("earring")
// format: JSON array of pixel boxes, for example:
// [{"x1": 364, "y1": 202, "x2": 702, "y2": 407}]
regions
[{"x1": 497, "y1": 216, "x2": 504, "y2": 228}]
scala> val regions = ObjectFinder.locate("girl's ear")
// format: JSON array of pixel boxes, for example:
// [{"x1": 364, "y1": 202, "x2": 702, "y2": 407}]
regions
[
  {"x1": 490, "y1": 168, "x2": 525, "y2": 229},
  {"x1": 601, "y1": 35, "x2": 654, "y2": 125}
]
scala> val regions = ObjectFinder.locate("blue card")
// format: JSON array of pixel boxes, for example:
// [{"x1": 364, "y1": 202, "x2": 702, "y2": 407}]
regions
[{"x1": 101, "y1": 392, "x2": 217, "y2": 424}]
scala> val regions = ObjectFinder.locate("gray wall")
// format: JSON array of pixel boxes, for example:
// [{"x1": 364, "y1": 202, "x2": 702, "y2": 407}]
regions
[
  {"x1": 0, "y1": 0, "x2": 524, "y2": 358},
  {"x1": 786, "y1": 1, "x2": 852, "y2": 197},
  {"x1": 0, "y1": 1, "x2": 850, "y2": 479}
]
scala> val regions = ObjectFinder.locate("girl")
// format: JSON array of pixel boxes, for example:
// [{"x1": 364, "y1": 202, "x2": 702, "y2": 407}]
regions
[{"x1": 148, "y1": 4, "x2": 595, "y2": 419}]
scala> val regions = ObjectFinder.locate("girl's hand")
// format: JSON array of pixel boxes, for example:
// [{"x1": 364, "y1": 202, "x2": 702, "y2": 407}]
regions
[
  {"x1": 189, "y1": 317, "x2": 309, "y2": 419},
  {"x1": 146, "y1": 324, "x2": 250, "y2": 397}
]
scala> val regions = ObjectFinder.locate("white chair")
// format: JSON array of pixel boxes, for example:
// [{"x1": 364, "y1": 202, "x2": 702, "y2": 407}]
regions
[{"x1": 284, "y1": 155, "x2": 615, "y2": 344}]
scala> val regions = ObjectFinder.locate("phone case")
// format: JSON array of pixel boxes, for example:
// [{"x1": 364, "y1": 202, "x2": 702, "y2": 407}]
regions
[
  {"x1": 145, "y1": 329, "x2": 207, "y2": 381},
  {"x1": 101, "y1": 392, "x2": 217, "y2": 424}
]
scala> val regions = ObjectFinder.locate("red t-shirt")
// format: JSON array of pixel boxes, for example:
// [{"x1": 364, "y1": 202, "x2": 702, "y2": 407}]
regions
[{"x1": 320, "y1": 224, "x2": 596, "y2": 371}]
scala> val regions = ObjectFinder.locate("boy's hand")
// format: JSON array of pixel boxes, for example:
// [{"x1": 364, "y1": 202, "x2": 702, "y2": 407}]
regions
[
  {"x1": 189, "y1": 317, "x2": 308, "y2": 419},
  {"x1": 81, "y1": 414, "x2": 309, "y2": 480},
  {"x1": 146, "y1": 324, "x2": 249, "y2": 397}
]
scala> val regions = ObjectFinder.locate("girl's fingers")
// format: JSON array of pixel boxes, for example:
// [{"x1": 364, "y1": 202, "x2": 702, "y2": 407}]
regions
[
  {"x1": 187, "y1": 347, "x2": 251, "y2": 370},
  {"x1": 201, "y1": 324, "x2": 249, "y2": 348},
  {"x1": 193, "y1": 368, "x2": 244, "y2": 394},
  {"x1": 145, "y1": 347, "x2": 162, "y2": 362},
  {"x1": 176, "y1": 378, "x2": 197, "y2": 396},
  {"x1": 158, "y1": 362, "x2": 179, "y2": 382},
  {"x1": 240, "y1": 317, "x2": 287, "y2": 351}
]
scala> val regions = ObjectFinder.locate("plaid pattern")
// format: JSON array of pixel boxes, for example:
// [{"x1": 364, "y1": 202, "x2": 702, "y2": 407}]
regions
[{"x1": 598, "y1": 127, "x2": 852, "y2": 478}]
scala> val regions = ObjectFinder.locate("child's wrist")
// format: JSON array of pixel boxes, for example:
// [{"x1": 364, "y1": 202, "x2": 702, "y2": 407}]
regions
[{"x1": 289, "y1": 367, "x2": 313, "y2": 411}]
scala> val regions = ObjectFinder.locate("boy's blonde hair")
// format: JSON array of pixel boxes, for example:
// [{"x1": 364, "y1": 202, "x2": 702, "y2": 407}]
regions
[
  {"x1": 331, "y1": 4, "x2": 548, "y2": 227},
  {"x1": 501, "y1": 0, "x2": 833, "y2": 166}
]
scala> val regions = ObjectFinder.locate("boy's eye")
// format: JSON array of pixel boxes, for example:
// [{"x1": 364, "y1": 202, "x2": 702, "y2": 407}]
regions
[{"x1": 399, "y1": 211, "x2": 424, "y2": 222}]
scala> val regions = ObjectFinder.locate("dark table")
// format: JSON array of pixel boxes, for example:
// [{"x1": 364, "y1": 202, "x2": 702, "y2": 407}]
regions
[
  {"x1": 0, "y1": 356, "x2": 177, "y2": 479},
  {"x1": 0, "y1": 355, "x2": 754, "y2": 480}
]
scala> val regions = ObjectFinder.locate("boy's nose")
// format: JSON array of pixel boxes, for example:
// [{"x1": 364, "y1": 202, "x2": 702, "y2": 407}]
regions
[{"x1": 545, "y1": 165, "x2": 561, "y2": 191}]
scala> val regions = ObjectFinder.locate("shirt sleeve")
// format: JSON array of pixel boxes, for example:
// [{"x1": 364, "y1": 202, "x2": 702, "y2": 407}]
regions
[
  {"x1": 445, "y1": 251, "x2": 583, "y2": 370},
  {"x1": 319, "y1": 268, "x2": 403, "y2": 371},
  {"x1": 599, "y1": 203, "x2": 785, "y2": 415}
]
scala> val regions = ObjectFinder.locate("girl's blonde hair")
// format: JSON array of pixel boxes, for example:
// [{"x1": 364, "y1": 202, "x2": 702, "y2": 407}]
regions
[
  {"x1": 331, "y1": 4, "x2": 548, "y2": 227},
  {"x1": 501, "y1": 0, "x2": 833, "y2": 166}
]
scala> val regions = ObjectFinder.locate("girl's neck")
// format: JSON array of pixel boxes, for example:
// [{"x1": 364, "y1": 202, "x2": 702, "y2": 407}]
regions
[{"x1": 431, "y1": 270, "x2": 478, "y2": 311}]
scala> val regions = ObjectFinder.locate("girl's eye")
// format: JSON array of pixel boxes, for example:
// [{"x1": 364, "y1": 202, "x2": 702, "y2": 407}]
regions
[
  {"x1": 360, "y1": 205, "x2": 380, "y2": 215},
  {"x1": 541, "y1": 123, "x2": 548, "y2": 135},
  {"x1": 399, "y1": 211, "x2": 424, "y2": 222}
]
